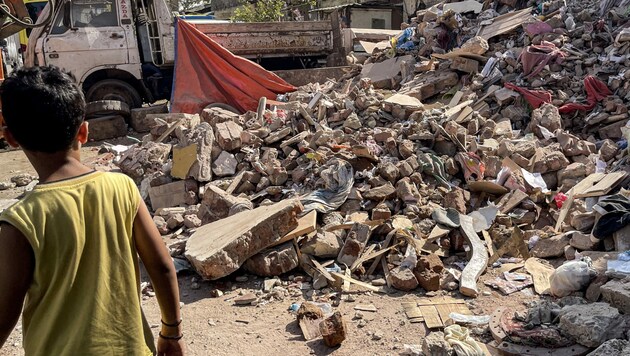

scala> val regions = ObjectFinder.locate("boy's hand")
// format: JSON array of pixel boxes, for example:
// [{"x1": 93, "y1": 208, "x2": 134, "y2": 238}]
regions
[{"x1": 157, "y1": 337, "x2": 185, "y2": 356}]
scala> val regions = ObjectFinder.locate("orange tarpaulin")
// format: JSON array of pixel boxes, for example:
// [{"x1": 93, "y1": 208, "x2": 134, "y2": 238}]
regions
[{"x1": 170, "y1": 20, "x2": 296, "y2": 114}]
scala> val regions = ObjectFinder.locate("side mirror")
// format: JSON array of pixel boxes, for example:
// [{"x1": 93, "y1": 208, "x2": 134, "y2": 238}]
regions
[{"x1": 62, "y1": 2, "x2": 77, "y2": 30}]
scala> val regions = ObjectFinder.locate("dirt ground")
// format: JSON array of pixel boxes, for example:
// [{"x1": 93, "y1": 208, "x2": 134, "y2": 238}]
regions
[{"x1": 0, "y1": 144, "x2": 537, "y2": 356}]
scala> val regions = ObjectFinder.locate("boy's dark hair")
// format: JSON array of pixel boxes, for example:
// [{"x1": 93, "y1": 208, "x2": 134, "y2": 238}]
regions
[{"x1": 1, "y1": 66, "x2": 86, "y2": 153}]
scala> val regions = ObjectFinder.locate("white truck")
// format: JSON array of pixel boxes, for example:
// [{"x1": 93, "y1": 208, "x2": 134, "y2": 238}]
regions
[{"x1": 27, "y1": 0, "x2": 342, "y2": 108}]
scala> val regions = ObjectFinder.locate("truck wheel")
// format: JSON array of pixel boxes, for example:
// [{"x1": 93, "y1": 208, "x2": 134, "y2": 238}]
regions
[
  {"x1": 86, "y1": 100, "x2": 131, "y2": 120},
  {"x1": 86, "y1": 79, "x2": 143, "y2": 109}
]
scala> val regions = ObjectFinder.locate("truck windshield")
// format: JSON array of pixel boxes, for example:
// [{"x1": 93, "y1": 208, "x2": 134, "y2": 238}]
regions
[{"x1": 51, "y1": 0, "x2": 118, "y2": 34}]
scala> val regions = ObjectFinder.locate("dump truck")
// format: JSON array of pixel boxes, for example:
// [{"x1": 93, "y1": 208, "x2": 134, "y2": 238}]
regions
[
  {"x1": 1, "y1": 0, "x2": 57, "y2": 140},
  {"x1": 26, "y1": 0, "x2": 343, "y2": 109}
]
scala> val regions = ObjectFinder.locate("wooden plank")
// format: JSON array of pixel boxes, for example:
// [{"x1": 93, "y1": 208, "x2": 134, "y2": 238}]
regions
[
  {"x1": 272, "y1": 210, "x2": 317, "y2": 247},
  {"x1": 524, "y1": 257, "x2": 554, "y2": 295},
  {"x1": 418, "y1": 305, "x2": 443, "y2": 329},
  {"x1": 343, "y1": 268, "x2": 351, "y2": 292},
  {"x1": 154, "y1": 118, "x2": 185, "y2": 143},
  {"x1": 498, "y1": 189, "x2": 528, "y2": 214},
  {"x1": 482, "y1": 230, "x2": 495, "y2": 258},
  {"x1": 555, "y1": 173, "x2": 605, "y2": 231},
  {"x1": 330, "y1": 271, "x2": 381, "y2": 292},
  {"x1": 576, "y1": 172, "x2": 627, "y2": 198},
  {"x1": 477, "y1": 7, "x2": 534, "y2": 40},
  {"x1": 350, "y1": 244, "x2": 376, "y2": 271},
  {"x1": 454, "y1": 106, "x2": 474, "y2": 124},
  {"x1": 325, "y1": 219, "x2": 384, "y2": 232},
  {"x1": 225, "y1": 170, "x2": 246, "y2": 195},
  {"x1": 448, "y1": 91, "x2": 464, "y2": 108},
  {"x1": 366, "y1": 230, "x2": 395, "y2": 276},
  {"x1": 459, "y1": 215, "x2": 489, "y2": 298},
  {"x1": 416, "y1": 296, "x2": 467, "y2": 306},
  {"x1": 354, "y1": 304, "x2": 377, "y2": 312},
  {"x1": 402, "y1": 302, "x2": 423, "y2": 319},
  {"x1": 310, "y1": 256, "x2": 336, "y2": 282},
  {"x1": 436, "y1": 303, "x2": 472, "y2": 325},
  {"x1": 444, "y1": 100, "x2": 474, "y2": 117}
]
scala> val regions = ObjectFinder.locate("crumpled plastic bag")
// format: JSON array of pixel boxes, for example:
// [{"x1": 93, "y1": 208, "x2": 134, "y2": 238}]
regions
[
  {"x1": 444, "y1": 324, "x2": 485, "y2": 356},
  {"x1": 550, "y1": 257, "x2": 597, "y2": 297},
  {"x1": 300, "y1": 158, "x2": 354, "y2": 213}
]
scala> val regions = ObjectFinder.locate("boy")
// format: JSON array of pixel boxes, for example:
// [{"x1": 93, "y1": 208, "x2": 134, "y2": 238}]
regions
[{"x1": 0, "y1": 66, "x2": 185, "y2": 355}]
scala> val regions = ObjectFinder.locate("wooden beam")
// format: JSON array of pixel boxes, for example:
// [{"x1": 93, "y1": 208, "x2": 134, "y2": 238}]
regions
[
  {"x1": 330, "y1": 271, "x2": 381, "y2": 292},
  {"x1": 366, "y1": 230, "x2": 395, "y2": 276}
]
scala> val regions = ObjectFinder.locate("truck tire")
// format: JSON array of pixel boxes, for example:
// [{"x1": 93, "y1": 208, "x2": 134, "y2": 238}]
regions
[
  {"x1": 86, "y1": 79, "x2": 143, "y2": 109},
  {"x1": 86, "y1": 100, "x2": 131, "y2": 119}
]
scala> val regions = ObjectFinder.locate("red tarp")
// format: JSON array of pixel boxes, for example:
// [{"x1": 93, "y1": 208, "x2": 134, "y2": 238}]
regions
[
  {"x1": 504, "y1": 83, "x2": 552, "y2": 109},
  {"x1": 558, "y1": 75, "x2": 612, "y2": 114},
  {"x1": 170, "y1": 20, "x2": 296, "y2": 114}
]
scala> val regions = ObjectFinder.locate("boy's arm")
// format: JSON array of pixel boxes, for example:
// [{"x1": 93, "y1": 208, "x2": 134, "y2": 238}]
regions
[
  {"x1": 132, "y1": 200, "x2": 183, "y2": 339},
  {"x1": 0, "y1": 223, "x2": 34, "y2": 348}
]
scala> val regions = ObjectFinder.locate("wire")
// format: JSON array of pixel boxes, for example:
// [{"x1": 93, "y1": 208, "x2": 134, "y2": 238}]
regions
[{"x1": 0, "y1": 0, "x2": 55, "y2": 29}]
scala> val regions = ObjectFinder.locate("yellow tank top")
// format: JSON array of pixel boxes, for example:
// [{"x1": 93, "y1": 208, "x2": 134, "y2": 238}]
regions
[{"x1": 0, "y1": 171, "x2": 154, "y2": 356}]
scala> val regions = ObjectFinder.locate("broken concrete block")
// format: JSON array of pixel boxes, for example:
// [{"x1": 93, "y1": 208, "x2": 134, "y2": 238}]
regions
[
  {"x1": 570, "y1": 231, "x2": 601, "y2": 251},
  {"x1": 166, "y1": 213, "x2": 184, "y2": 230},
  {"x1": 198, "y1": 184, "x2": 253, "y2": 224},
  {"x1": 185, "y1": 200, "x2": 302, "y2": 280},
  {"x1": 149, "y1": 180, "x2": 188, "y2": 210},
  {"x1": 177, "y1": 122, "x2": 214, "y2": 182},
  {"x1": 558, "y1": 303, "x2": 628, "y2": 348},
  {"x1": 399, "y1": 70, "x2": 459, "y2": 101},
  {"x1": 118, "y1": 142, "x2": 172, "y2": 180},
  {"x1": 360, "y1": 55, "x2": 414, "y2": 89},
  {"x1": 153, "y1": 216, "x2": 169, "y2": 235},
  {"x1": 371, "y1": 203, "x2": 391, "y2": 221},
  {"x1": 301, "y1": 231, "x2": 343, "y2": 258},
  {"x1": 201, "y1": 107, "x2": 240, "y2": 128},
  {"x1": 586, "y1": 273, "x2": 609, "y2": 302},
  {"x1": 396, "y1": 178, "x2": 419, "y2": 204},
  {"x1": 319, "y1": 311, "x2": 347, "y2": 347},
  {"x1": 587, "y1": 339, "x2": 630, "y2": 356},
  {"x1": 531, "y1": 234, "x2": 570, "y2": 258},
  {"x1": 494, "y1": 88, "x2": 519, "y2": 106},
  {"x1": 414, "y1": 254, "x2": 444, "y2": 292},
  {"x1": 422, "y1": 331, "x2": 452, "y2": 356},
  {"x1": 362, "y1": 183, "x2": 396, "y2": 200},
  {"x1": 599, "y1": 139, "x2": 619, "y2": 161},
  {"x1": 212, "y1": 151, "x2": 237, "y2": 177},
  {"x1": 379, "y1": 162, "x2": 399, "y2": 183},
  {"x1": 264, "y1": 127, "x2": 292, "y2": 145},
  {"x1": 601, "y1": 279, "x2": 630, "y2": 314},
  {"x1": 450, "y1": 56, "x2": 479, "y2": 73},
  {"x1": 130, "y1": 104, "x2": 168, "y2": 132},
  {"x1": 243, "y1": 242, "x2": 299, "y2": 277},
  {"x1": 444, "y1": 188, "x2": 468, "y2": 214},
  {"x1": 389, "y1": 266, "x2": 419, "y2": 291},
  {"x1": 530, "y1": 103, "x2": 561, "y2": 139},
  {"x1": 184, "y1": 214, "x2": 202, "y2": 228},
  {"x1": 87, "y1": 115, "x2": 127, "y2": 141},
  {"x1": 215, "y1": 121, "x2": 243, "y2": 151},
  {"x1": 337, "y1": 223, "x2": 371, "y2": 267},
  {"x1": 599, "y1": 120, "x2": 626, "y2": 140}
]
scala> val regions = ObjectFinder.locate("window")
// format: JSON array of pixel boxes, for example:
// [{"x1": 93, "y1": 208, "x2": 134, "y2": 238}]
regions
[
  {"x1": 50, "y1": 0, "x2": 118, "y2": 34},
  {"x1": 371, "y1": 18, "x2": 385, "y2": 29}
]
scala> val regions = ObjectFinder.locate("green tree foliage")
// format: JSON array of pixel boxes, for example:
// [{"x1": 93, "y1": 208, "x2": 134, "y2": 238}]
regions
[{"x1": 232, "y1": 0, "x2": 316, "y2": 22}]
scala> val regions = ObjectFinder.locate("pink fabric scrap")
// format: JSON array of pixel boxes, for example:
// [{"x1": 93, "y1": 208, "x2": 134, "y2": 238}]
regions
[{"x1": 519, "y1": 41, "x2": 567, "y2": 79}]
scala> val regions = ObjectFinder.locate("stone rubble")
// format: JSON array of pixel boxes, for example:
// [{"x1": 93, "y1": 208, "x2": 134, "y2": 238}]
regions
[{"x1": 48, "y1": 0, "x2": 630, "y2": 351}]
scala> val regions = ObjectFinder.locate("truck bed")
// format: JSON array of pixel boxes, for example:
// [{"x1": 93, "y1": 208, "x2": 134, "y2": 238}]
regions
[{"x1": 191, "y1": 21, "x2": 334, "y2": 59}]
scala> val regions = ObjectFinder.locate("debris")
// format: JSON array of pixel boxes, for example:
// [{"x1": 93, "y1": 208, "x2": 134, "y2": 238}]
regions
[
  {"x1": 243, "y1": 242, "x2": 299, "y2": 277},
  {"x1": 185, "y1": 200, "x2": 302, "y2": 280},
  {"x1": 319, "y1": 311, "x2": 346, "y2": 347},
  {"x1": 601, "y1": 279, "x2": 630, "y2": 314},
  {"x1": 524, "y1": 257, "x2": 555, "y2": 295},
  {"x1": 550, "y1": 258, "x2": 597, "y2": 298},
  {"x1": 559, "y1": 303, "x2": 628, "y2": 348},
  {"x1": 297, "y1": 302, "x2": 325, "y2": 341},
  {"x1": 422, "y1": 331, "x2": 452, "y2": 356},
  {"x1": 459, "y1": 215, "x2": 488, "y2": 297}
]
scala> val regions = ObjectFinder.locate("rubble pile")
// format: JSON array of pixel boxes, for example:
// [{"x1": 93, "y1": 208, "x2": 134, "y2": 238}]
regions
[{"x1": 2, "y1": 0, "x2": 629, "y2": 352}]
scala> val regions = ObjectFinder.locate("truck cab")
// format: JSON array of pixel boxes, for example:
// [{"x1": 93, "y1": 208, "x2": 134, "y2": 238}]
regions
[{"x1": 31, "y1": 0, "x2": 176, "y2": 108}]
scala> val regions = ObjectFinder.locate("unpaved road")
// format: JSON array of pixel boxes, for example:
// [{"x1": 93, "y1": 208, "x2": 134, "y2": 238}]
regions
[{"x1": 0, "y1": 145, "x2": 534, "y2": 356}]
